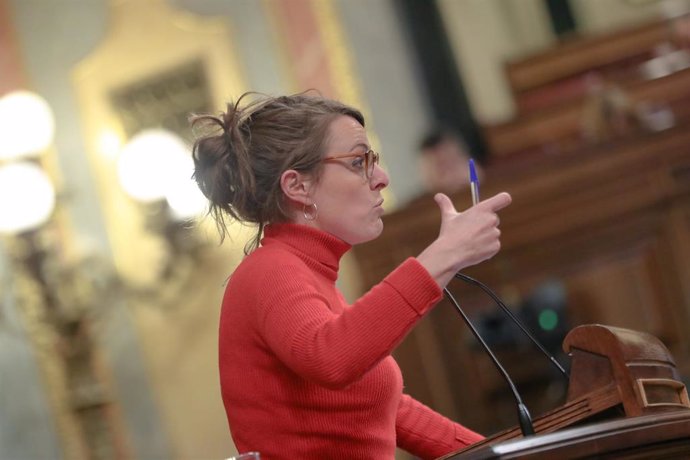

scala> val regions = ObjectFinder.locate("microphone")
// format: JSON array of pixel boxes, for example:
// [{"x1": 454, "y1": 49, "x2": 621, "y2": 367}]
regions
[
  {"x1": 443, "y1": 287, "x2": 536, "y2": 436},
  {"x1": 455, "y1": 273, "x2": 569, "y2": 380}
]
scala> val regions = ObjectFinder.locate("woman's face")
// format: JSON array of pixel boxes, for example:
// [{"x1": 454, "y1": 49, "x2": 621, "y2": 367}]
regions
[{"x1": 308, "y1": 115, "x2": 389, "y2": 245}]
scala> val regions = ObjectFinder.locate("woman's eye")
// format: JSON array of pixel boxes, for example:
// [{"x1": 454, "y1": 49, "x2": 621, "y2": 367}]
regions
[{"x1": 351, "y1": 156, "x2": 365, "y2": 168}]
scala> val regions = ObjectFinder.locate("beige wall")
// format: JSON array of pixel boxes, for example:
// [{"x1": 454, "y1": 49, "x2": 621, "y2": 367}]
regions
[
  {"x1": 438, "y1": 0, "x2": 555, "y2": 123},
  {"x1": 570, "y1": 0, "x2": 663, "y2": 34}
]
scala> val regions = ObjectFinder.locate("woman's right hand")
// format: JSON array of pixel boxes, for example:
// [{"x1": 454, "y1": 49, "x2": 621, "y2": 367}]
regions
[{"x1": 417, "y1": 192, "x2": 512, "y2": 288}]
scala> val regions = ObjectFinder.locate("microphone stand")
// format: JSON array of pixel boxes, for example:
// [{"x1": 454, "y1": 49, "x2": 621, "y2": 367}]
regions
[
  {"x1": 444, "y1": 287, "x2": 536, "y2": 437},
  {"x1": 455, "y1": 273, "x2": 570, "y2": 380}
]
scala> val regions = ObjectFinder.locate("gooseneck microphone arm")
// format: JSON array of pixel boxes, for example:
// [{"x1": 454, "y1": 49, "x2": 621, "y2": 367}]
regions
[
  {"x1": 443, "y1": 288, "x2": 536, "y2": 437},
  {"x1": 454, "y1": 273, "x2": 570, "y2": 380}
]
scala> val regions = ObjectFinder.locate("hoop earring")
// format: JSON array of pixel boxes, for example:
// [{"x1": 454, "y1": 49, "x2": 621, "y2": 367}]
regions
[{"x1": 303, "y1": 203, "x2": 318, "y2": 221}]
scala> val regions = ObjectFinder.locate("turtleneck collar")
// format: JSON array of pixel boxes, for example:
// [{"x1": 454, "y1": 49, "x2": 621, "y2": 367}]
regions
[{"x1": 260, "y1": 223, "x2": 352, "y2": 282}]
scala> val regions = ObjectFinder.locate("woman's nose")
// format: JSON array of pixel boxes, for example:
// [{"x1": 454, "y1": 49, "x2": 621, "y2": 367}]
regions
[{"x1": 370, "y1": 164, "x2": 389, "y2": 190}]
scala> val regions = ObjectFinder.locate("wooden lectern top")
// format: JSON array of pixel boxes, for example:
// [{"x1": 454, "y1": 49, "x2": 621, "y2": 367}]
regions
[
  {"x1": 565, "y1": 324, "x2": 688, "y2": 418},
  {"x1": 439, "y1": 324, "x2": 690, "y2": 459},
  {"x1": 446, "y1": 411, "x2": 690, "y2": 459}
]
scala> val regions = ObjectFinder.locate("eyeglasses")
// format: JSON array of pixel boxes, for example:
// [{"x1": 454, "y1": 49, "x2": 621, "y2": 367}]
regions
[{"x1": 321, "y1": 149, "x2": 380, "y2": 179}]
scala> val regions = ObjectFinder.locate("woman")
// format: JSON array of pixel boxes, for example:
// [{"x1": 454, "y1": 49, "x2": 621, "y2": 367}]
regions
[{"x1": 191, "y1": 93, "x2": 511, "y2": 459}]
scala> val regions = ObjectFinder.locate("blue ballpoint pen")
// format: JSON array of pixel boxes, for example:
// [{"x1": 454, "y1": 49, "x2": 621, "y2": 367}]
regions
[{"x1": 469, "y1": 159, "x2": 480, "y2": 205}]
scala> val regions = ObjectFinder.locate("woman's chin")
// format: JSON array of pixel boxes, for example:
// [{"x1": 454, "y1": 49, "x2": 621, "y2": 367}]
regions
[
  {"x1": 335, "y1": 218, "x2": 385, "y2": 245},
  {"x1": 361, "y1": 221, "x2": 384, "y2": 244}
]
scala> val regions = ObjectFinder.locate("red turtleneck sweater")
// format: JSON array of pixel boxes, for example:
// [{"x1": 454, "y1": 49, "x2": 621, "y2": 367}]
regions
[{"x1": 219, "y1": 223, "x2": 483, "y2": 459}]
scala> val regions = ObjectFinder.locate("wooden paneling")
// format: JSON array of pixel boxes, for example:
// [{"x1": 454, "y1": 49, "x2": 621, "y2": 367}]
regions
[
  {"x1": 366, "y1": 18, "x2": 690, "y2": 436},
  {"x1": 351, "y1": 126, "x2": 690, "y2": 434},
  {"x1": 484, "y1": 67, "x2": 690, "y2": 160},
  {"x1": 505, "y1": 19, "x2": 680, "y2": 113},
  {"x1": 506, "y1": 20, "x2": 673, "y2": 94}
]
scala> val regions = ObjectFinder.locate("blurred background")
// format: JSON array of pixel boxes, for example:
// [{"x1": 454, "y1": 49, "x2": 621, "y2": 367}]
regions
[{"x1": 1, "y1": 0, "x2": 690, "y2": 458}]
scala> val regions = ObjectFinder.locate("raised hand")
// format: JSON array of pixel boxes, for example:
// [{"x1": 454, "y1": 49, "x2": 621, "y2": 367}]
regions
[{"x1": 417, "y1": 191, "x2": 512, "y2": 288}]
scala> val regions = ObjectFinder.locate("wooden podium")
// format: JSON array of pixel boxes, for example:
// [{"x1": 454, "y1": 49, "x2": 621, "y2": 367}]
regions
[{"x1": 439, "y1": 324, "x2": 690, "y2": 459}]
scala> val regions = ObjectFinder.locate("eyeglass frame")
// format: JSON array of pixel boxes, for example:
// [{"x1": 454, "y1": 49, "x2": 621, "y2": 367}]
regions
[{"x1": 320, "y1": 149, "x2": 380, "y2": 179}]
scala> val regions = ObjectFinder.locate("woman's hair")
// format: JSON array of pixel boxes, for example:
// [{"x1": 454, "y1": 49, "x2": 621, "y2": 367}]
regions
[{"x1": 190, "y1": 92, "x2": 364, "y2": 253}]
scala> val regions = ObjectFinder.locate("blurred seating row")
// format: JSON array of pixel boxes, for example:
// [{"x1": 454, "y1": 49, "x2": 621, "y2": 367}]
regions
[{"x1": 486, "y1": 17, "x2": 690, "y2": 160}]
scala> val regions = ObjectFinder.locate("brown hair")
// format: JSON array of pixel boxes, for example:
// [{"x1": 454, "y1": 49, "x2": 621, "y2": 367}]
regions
[{"x1": 190, "y1": 92, "x2": 364, "y2": 253}]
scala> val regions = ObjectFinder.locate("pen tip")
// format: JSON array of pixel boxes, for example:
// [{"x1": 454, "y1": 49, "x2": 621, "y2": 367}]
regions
[{"x1": 469, "y1": 159, "x2": 478, "y2": 182}]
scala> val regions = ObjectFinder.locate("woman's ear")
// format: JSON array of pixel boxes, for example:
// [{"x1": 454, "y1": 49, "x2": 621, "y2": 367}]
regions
[{"x1": 280, "y1": 169, "x2": 314, "y2": 205}]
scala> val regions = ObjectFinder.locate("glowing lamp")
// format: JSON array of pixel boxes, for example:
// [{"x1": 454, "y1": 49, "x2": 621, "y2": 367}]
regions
[
  {"x1": 117, "y1": 129, "x2": 188, "y2": 203},
  {"x1": 164, "y1": 152, "x2": 207, "y2": 220},
  {"x1": 0, "y1": 162, "x2": 56, "y2": 234},
  {"x1": 0, "y1": 91, "x2": 55, "y2": 160}
]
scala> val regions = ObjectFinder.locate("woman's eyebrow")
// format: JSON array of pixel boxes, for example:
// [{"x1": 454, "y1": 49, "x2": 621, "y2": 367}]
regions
[{"x1": 347, "y1": 142, "x2": 370, "y2": 152}]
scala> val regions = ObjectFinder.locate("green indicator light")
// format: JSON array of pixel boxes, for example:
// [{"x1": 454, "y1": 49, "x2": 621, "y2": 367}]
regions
[{"x1": 538, "y1": 309, "x2": 558, "y2": 331}]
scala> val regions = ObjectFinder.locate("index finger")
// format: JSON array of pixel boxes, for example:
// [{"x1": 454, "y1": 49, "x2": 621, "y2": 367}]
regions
[{"x1": 476, "y1": 192, "x2": 512, "y2": 212}]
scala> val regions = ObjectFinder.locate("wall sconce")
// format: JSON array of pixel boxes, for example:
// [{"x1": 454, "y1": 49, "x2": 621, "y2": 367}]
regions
[
  {"x1": 115, "y1": 128, "x2": 208, "y2": 301},
  {"x1": 0, "y1": 90, "x2": 125, "y2": 459},
  {"x1": 0, "y1": 93, "x2": 210, "y2": 458}
]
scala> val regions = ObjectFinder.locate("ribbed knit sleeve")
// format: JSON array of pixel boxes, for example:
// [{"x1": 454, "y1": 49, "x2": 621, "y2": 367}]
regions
[
  {"x1": 256, "y1": 256, "x2": 442, "y2": 389},
  {"x1": 396, "y1": 394, "x2": 484, "y2": 459}
]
